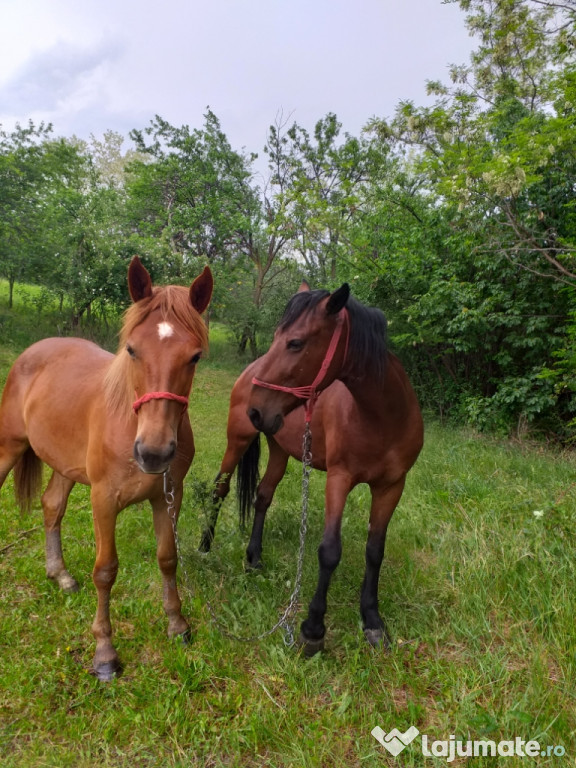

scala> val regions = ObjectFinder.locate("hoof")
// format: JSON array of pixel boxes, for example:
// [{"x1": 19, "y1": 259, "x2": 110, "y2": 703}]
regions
[
  {"x1": 49, "y1": 572, "x2": 80, "y2": 593},
  {"x1": 296, "y1": 632, "x2": 325, "y2": 658},
  {"x1": 244, "y1": 558, "x2": 263, "y2": 572},
  {"x1": 176, "y1": 628, "x2": 193, "y2": 646},
  {"x1": 92, "y1": 659, "x2": 123, "y2": 682},
  {"x1": 363, "y1": 627, "x2": 392, "y2": 650},
  {"x1": 62, "y1": 576, "x2": 80, "y2": 594}
]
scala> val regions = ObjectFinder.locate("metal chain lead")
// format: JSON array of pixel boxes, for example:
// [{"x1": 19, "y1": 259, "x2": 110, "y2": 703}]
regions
[
  {"x1": 165, "y1": 420, "x2": 313, "y2": 646},
  {"x1": 164, "y1": 469, "x2": 192, "y2": 592}
]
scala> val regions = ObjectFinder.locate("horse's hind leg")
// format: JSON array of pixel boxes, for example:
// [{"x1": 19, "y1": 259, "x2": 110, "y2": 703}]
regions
[
  {"x1": 199, "y1": 432, "x2": 258, "y2": 553},
  {"x1": 0, "y1": 404, "x2": 29, "y2": 495},
  {"x1": 0, "y1": 441, "x2": 26, "y2": 493},
  {"x1": 246, "y1": 438, "x2": 288, "y2": 569},
  {"x1": 198, "y1": 451, "x2": 239, "y2": 553},
  {"x1": 197, "y1": 469, "x2": 230, "y2": 553},
  {"x1": 360, "y1": 478, "x2": 407, "y2": 649},
  {"x1": 42, "y1": 471, "x2": 79, "y2": 593}
]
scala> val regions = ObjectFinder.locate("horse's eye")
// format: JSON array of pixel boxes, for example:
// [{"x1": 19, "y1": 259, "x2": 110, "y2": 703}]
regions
[
  {"x1": 190, "y1": 353, "x2": 202, "y2": 365},
  {"x1": 287, "y1": 339, "x2": 304, "y2": 351},
  {"x1": 126, "y1": 344, "x2": 136, "y2": 358}
]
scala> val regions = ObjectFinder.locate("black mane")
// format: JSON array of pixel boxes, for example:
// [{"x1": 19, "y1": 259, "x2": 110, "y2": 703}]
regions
[{"x1": 279, "y1": 289, "x2": 388, "y2": 385}]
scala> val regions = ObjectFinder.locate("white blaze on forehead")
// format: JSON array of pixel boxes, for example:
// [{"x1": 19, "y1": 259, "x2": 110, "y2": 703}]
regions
[{"x1": 157, "y1": 321, "x2": 175, "y2": 340}]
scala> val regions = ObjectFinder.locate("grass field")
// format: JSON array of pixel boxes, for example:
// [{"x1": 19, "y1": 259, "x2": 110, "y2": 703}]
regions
[{"x1": 0, "y1": 284, "x2": 575, "y2": 766}]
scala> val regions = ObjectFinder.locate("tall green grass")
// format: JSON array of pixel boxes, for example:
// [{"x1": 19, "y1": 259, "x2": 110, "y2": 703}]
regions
[{"x1": 0, "y1": 293, "x2": 575, "y2": 766}]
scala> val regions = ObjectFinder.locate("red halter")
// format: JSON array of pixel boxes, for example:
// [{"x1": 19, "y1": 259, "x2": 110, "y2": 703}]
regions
[
  {"x1": 252, "y1": 309, "x2": 349, "y2": 421},
  {"x1": 132, "y1": 391, "x2": 189, "y2": 414}
]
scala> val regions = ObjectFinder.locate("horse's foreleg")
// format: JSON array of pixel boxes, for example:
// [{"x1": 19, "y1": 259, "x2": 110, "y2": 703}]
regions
[
  {"x1": 360, "y1": 478, "x2": 406, "y2": 649},
  {"x1": 246, "y1": 438, "x2": 288, "y2": 569},
  {"x1": 299, "y1": 473, "x2": 351, "y2": 656},
  {"x1": 152, "y1": 489, "x2": 190, "y2": 642},
  {"x1": 42, "y1": 471, "x2": 78, "y2": 593},
  {"x1": 90, "y1": 488, "x2": 121, "y2": 681}
]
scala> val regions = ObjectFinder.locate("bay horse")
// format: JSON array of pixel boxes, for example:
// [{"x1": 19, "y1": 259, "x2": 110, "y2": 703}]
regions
[
  {"x1": 200, "y1": 282, "x2": 423, "y2": 655},
  {"x1": 0, "y1": 257, "x2": 213, "y2": 680}
]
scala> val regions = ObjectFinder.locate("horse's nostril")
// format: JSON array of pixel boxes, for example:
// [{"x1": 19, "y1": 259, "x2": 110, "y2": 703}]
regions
[
  {"x1": 270, "y1": 414, "x2": 283, "y2": 435},
  {"x1": 164, "y1": 440, "x2": 176, "y2": 463},
  {"x1": 248, "y1": 408, "x2": 262, "y2": 430},
  {"x1": 133, "y1": 438, "x2": 144, "y2": 462},
  {"x1": 247, "y1": 408, "x2": 283, "y2": 436}
]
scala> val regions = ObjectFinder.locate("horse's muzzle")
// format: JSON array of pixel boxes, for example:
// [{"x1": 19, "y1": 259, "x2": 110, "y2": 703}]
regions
[
  {"x1": 133, "y1": 438, "x2": 176, "y2": 474},
  {"x1": 247, "y1": 407, "x2": 283, "y2": 436}
]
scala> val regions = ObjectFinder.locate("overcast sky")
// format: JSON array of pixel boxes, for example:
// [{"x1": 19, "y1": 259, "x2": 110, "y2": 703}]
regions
[{"x1": 0, "y1": 0, "x2": 474, "y2": 158}]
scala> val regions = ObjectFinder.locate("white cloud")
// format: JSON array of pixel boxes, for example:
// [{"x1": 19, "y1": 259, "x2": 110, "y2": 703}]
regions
[
  {"x1": 0, "y1": 0, "x2": 474, "y2": 153},
  {"x1": 0, "y1": 41, "x2": 121, "y2": 113}
]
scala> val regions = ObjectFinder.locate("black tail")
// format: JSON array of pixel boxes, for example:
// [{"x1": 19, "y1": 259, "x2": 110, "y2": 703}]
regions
[{"x1": 237, "y1": 436, "x2": 260, "y2": 528}]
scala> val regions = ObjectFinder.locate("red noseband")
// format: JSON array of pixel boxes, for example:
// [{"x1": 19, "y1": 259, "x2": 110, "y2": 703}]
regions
[
  {"x1": 132, "y1": 392, "x2": 189, "y2": 414},
  {"x1": 251, "y1": 308, "x2": 349, "y2": 421}
]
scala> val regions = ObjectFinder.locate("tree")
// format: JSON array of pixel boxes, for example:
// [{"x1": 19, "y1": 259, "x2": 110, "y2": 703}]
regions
[
  {"x1": 383, "y1": 0, "x2": 576, "y2": 285},
  {"x1": 0, "y1": 121, "x2": 54, "y2": 306},
  {"x1": 37, "y1": 135, "x2": 134, "y2": 324},
  {"x1": 127, "y1": 111, "x2": 258, "y2": 271},
  {"x1": 0, "y1": 123, "x2": 132, "y2": 323},
  {"x1": 264, "y1": 113, "x2": 378, "y2": 284},
  {"x1": 363, "y1": 0, "x2": 576, "y2": 436},
  {"x1": 127, "y1": 110, "x2": 300, "y2": 356},
  {"x1": 88, "y1": 130, "x2": 144, "y2": 190}
]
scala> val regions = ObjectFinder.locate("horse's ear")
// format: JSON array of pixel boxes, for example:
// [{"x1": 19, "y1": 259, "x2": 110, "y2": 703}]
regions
[
  {"x1": 128, "y1": 256, "x2": 153, "y2": 302},
  {"x1": 298, "y1": 280, "x2": 311, "y2": 293},
  {"x1": 190, "y1": 266, "x2": 213, "y2": 315},
  {"x1": 325, "y1": 283, "x2": 350, "y2": 315}
]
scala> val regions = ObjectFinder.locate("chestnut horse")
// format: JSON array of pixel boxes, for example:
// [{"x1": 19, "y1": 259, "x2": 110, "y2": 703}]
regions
[
  {"x1": 0, "y1": 257, "x2": 213, "y2": 680},
  {"x1": 200, "y1": 282, "x2": 423, "y2": 655}
]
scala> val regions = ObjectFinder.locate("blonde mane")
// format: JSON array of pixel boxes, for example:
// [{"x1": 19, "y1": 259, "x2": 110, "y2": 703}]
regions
[{"x1": 104, "y1": 285, "x2": 209, "y2": 418}]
